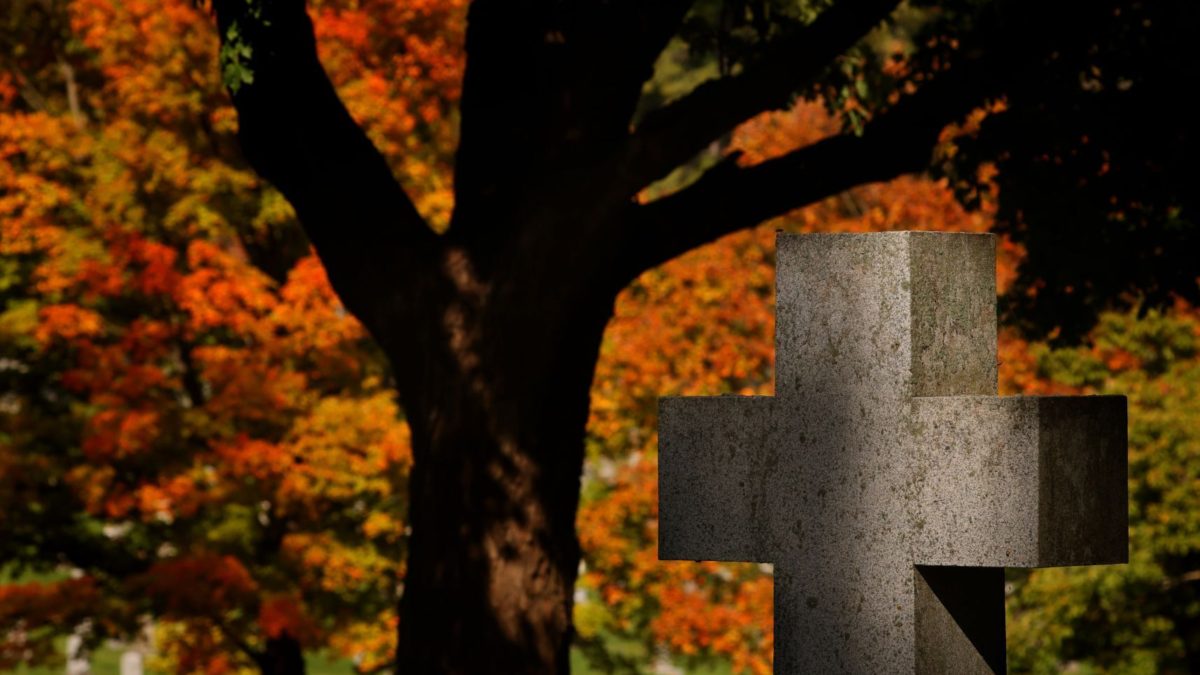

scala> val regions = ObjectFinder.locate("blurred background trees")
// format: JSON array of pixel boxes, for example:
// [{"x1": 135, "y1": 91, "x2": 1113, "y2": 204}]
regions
[
  {"x1": 2, "y1": 0, "x2": 1199, "y2": 673},
  {"x1": 1, "y1": 0, "x2": 455, "y2": 670}
]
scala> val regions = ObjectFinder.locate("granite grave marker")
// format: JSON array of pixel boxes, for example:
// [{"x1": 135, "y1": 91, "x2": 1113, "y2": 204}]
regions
[{"x1": 658, "y1": 232, "x2": 1128, "y2": 673}]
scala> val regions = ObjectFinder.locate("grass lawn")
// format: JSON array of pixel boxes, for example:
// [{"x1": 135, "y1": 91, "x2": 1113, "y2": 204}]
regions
[
  {"x1": 4, "y1": 643, "x2": 730, "y2": 674},
  {"x1": 9, "y1": 644, "x2": 132, "y2": 675}
]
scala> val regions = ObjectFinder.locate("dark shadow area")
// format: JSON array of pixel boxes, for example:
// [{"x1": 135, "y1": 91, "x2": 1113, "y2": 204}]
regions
[{"x1": 915, "y1": 565, "x2": 1005, "y2": 674}]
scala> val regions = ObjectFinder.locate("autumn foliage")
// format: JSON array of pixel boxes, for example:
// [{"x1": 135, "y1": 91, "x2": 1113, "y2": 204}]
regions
[
  {"x1": 1, "y1": 135, "x2": 413, "y2": 668},
  {"x1": 1, "y1": 0, "x2": 460, "y2": 670}
]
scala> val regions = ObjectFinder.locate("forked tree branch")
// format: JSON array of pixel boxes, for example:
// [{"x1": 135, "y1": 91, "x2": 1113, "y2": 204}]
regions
[
  {"x1": 211, "y1": 0, "x2": 438, "y2": 337},
  {"x1": 616, "y1": 61, "x2": 1002, "y2": 285},
  {"x1": 614, "y1": 0, "x2": 1081, "y2": 285},
  {"x1": 621, "y1": 0, "x2": 902, "y2": 192}
]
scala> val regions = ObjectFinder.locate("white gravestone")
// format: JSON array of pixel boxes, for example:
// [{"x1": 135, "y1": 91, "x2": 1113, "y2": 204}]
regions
[
  {"x1": 658, "y1": 232, "x2": 1128, "y2": 674},
  {"x1": 65, "y1": 634, "x2": 89, "y2": 675},
  {"x1": 120, "y1": 650, "x2": 143, "y2": 675}
]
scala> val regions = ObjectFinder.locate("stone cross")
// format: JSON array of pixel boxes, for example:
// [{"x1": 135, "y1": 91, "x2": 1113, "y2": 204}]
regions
[{"x1": 658, "y1": 232, "x2": 1128, "y2": 674}]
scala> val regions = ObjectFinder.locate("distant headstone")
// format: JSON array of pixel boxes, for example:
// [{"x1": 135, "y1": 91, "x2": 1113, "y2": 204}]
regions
[
  {"x1": 120, "y1": 650, "x2": 143, "y2": 675},
  {"x1": 658, "y1": 232, "x2": 1128, "y2": 673},
  {"x1": 65, "y1": 634, "x2": 89, "y2": 675}
]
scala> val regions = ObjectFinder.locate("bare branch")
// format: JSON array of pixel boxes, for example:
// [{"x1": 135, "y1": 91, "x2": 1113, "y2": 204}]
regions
[{"x1": 57, "y1": 58, "x2": 83, "y2": 128}]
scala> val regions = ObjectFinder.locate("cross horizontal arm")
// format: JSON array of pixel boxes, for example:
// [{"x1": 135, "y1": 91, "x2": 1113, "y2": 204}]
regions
[
  {"x1": 658, "y1": 396, "x2": 776, "y2": 563},
  {"x1": 912, "y1": 395, "x2": 1128, "y2": 568}
]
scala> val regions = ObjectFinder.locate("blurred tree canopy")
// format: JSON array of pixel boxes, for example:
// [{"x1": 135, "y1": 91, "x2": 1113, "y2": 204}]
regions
[
  {"x1": 1, "y1": 0, "x2": 455, "y2": 671},
  {"x1": 1003, "y1": 306, "x2": 1200, "y2": 674}
]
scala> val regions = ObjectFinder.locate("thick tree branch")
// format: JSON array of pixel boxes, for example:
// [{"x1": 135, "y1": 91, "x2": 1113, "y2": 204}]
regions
[
  {"x1": 614, "y1": 0, "x2": 1081, "y2": 285},
  {"x1": 449, "y1": 0, "x2": 695, "y2": 251},
  {"x1": 211, "y1": 0, "x2": 438, "y2": 337},
  {"x1": 621, "y1": 0, "x2": 901, "y2": 191},
  {"x1": 617, "y1": 63, "x2": 1000, "y2": 285}
]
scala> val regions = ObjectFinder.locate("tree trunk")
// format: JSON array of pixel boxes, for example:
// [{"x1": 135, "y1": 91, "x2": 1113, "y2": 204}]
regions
[
  {"x1": 208, "y1": 0, "x2": 968, "y2": 669},
  {"x1": 259, "y1": 635, "x2": 305, "y2": 675},
  {"x1": 391, "y1": 253, "x2": 613, "y2": 674}
]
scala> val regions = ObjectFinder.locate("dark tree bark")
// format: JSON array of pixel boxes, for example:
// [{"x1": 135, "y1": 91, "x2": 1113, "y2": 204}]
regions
[
  {"x1": 390, "y1": 257, "x2": 615, "y2": 672},
  {"x1": 205, "y1": 0, "x2": 1075, "y2": 671},
  {"x1": 259, "y1": 635, "x2": 306, "y2": 675}
]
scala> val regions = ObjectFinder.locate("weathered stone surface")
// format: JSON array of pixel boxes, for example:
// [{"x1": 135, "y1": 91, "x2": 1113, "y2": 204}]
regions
[
  {"x1": 658, "y1": 232, "x2": 1129, "y2": 674},
  {"x1": 913, "y1": 395, "x2": 1128, "y2": 567}
]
